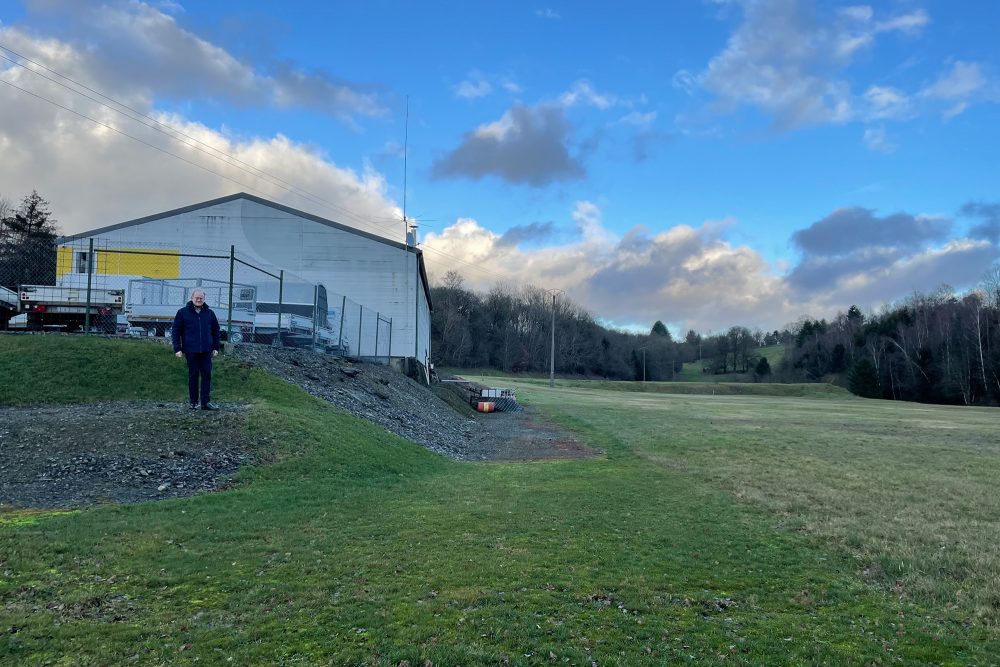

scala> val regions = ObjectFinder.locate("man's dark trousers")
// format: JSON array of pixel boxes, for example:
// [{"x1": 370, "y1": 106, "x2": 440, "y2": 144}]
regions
[{"x1": 185, "y1": 352, "x2": 213, "y2": 406}]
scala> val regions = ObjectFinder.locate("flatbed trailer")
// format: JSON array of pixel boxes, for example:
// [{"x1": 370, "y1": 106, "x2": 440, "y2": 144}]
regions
[
  {"x1": 125, "y1": 278, "x2": 256, "y2": 340},
  {"x1": 123, "y1": 278, "x2": 337, "y2": 347},
  {"x1": 19, "y1": 284, "x2": 123, "y2": 332},
  {"x1": 1, "y1": 286, "x2": 18, "y2": 329}
]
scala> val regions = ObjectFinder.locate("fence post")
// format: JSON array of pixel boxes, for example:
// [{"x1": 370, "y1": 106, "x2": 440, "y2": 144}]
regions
[
  {"x1": 388, "y1": 317, "x2": 392, "y2": 365},
  {"x1": 84, "y1": 238, "x2": 94, "y2": 335},
  {"x1": 374, "y1": 312, "x2": 380, "y2": 362},
  {"x1": 337, "y1": 295, "x2": 346, "y2": 352},
  {"x1": 276, "y1": 270, "x2": 284, "y2": 347},
  {"x1": 227, "y1": 245, "x2": 234, "y2": 347},
  {"x1": 358, "y1": 306, "x2": 363, "y2": 360}
]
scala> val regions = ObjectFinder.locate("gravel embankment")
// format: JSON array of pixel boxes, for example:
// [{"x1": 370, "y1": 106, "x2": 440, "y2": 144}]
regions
[{"x1": 0, "y1": 342, "x2": 595, "y2": 509}]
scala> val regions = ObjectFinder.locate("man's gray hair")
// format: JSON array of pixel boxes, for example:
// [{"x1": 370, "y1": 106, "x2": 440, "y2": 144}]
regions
[{"x1": 191, "y1": 289, "x2": 206, "y2": 299}]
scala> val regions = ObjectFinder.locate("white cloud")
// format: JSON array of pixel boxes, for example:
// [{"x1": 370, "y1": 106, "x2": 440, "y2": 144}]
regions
[
  {"x1": 535, "y1": 8, "x2": 561, "y2": 20},
  {"x1": 500, "y1": 78, "x2": 523, "y2": 94},
  {"x1": 862, "y1": 126, "x2": 895, "y2": 153},
  {"x1": 0, "y1": 30, "x2": 400, "y2": 238},
  {"x1": 694, "y1": 1, "x2": 930, "y2": 130},
  {"x1": 863, "y1": 85, "x2": 911, "y2": 120},
  {"x1": 4, "y1": 3, "x2": 385, "y2": 121},
  {"x1": 423, "y1": 202, "x2": 999, "y2": 333},
  {"x1": 672, "y1": 70, "x2": 698, "y2": 95},
  {"x1": 452, "y1": 71, "x2": 525, "y2": 99},
  {"x1": 559, "y1": 80, "x2": 622, "y2": 109},
  {"x1": 800, "y1": 239, "x2": 997, "y2": 313},
  {"x1": 616, "y1": 111, "x2": 657, "y2": 127},
  {"x1": 837, "y1": 6, "x2": 873, "y2": 23},
  {"x1": 572, "y1": 201, "x2": 616, "y2": 245},
  {"x1": 875, "y1": 10, "x2": 930, "y2": 35},
  {"x1": 423, "y1": 207, "x2": 790, "y2": 332},
  {"x1": 919, "y1": 61, "x2": 987, "y2": 120},
  {"x1": 921, "y1": 61, "x2": 985, "y2": 99},
  {"x1": 454, "y1": 72, "x2": 493, "y2": 99}
]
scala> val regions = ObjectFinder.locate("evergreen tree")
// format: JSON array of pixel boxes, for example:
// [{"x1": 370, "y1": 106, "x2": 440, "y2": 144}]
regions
[
  {"x1": 848, "y1": 358, "x2": 881, "y2": 398},
  {"x1": 650, "y1": 320, "x2": 671, "y2": 340},
  {"x1": 0, "y1": 190, "x2": 58, "y2": 291},
  {"x1": 754, "y1": 356, "x2": 771, "y2": 381}
]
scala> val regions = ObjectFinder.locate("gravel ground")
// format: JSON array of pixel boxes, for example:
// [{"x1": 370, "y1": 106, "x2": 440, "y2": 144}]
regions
[
  {"x1": 230, "y1": 345, "x2": 595, "y2": 462},
  {"x1": 0, "y1": 403, "x2": 253, "y2": 509},
  {"x1": 0, "y1": 343, "x2": 597, "y2": 510}
]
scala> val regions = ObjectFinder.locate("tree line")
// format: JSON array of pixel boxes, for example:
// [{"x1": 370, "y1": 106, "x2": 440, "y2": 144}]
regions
[
  {"x1": 430, "y1": 267, "x2": 1000, "y2": 407},
  {"x1": 780, "y1": 274, "x2": 1000, "y2": 406},
  {"x1": 429, "y1": 271, "x2": 780, "y2": 382}
]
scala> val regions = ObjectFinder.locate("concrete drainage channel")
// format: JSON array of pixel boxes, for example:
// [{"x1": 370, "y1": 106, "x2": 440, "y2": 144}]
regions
[{"x1": 438, "y1": 380, "x2": 525, "y2": 414}]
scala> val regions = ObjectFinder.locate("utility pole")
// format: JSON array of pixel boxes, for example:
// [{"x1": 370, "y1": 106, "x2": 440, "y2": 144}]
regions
[
  {"x1": 547, "y1": 289, "x2": 563, "y2": 388},
  {"x1": 550, "y1": 291, "x2": 556, "y2": 388}
]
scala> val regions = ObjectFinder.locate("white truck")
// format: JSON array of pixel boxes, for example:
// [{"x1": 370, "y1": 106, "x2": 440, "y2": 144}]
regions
[{"x1": 18, "y1": 284, "x2": 124, "y2": 332}]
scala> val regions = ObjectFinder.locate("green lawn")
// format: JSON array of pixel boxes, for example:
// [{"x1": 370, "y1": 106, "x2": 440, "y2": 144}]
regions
[{"x1": 2, "y1": 336, "x2": 997, "y2": 665}]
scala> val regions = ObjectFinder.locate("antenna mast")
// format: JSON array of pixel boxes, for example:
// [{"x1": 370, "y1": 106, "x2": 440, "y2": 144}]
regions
[{"x1": 403, "y1": 95, "x2": 409, "y2": 246}]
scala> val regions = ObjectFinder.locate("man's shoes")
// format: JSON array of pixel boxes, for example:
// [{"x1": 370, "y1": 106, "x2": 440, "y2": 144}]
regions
[
  {"x1": 189, "y1": 403, "x2": 199, "y2": 410},
  {"x1": 201, "y1": 402, "x2": 220, "y2": 411}
]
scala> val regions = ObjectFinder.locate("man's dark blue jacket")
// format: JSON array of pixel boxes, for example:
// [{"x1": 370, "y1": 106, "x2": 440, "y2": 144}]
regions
[{"x1": 172, "y1": 301, "x2": 221, "y2": 354}]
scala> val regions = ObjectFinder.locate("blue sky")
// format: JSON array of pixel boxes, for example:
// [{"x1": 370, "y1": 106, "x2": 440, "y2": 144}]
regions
[{"x1": 1, "y1": 0, "x2": 998, "y2": 333}]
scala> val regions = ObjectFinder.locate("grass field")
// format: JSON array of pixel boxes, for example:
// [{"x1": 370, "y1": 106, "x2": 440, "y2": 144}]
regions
[
  {"x1": 479, "y1": 376, "x2": 850, "y2": 399},
  {"x1": 2, "y1": 335, "x2": 998, "y2": 665},
  {"x1": 443, "y1": 343, "x2": 787, "y2": 385},
  {"x1": 674, "y1": 345, "x2": 786, "y2": 382}
]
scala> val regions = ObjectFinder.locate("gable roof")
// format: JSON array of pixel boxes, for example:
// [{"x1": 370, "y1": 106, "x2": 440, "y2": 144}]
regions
[{"x1": 60, "y1": 192, "x2": 433, "y2": 310}]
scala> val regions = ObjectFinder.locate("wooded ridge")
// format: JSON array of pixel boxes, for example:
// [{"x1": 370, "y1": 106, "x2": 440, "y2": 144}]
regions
[{"x1": 430, "y1": 269, "x2": 1000, "y2": 407}]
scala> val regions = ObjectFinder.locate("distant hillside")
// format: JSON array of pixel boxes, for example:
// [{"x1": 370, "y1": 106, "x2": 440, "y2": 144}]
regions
[{"x1": 675, "y1": 344, "x2": 785, "y2": 382}]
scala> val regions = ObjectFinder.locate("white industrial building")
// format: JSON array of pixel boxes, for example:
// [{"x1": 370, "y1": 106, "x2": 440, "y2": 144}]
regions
[{"x1": 59, "y1": 193, "x2": 432, "y2": 369}]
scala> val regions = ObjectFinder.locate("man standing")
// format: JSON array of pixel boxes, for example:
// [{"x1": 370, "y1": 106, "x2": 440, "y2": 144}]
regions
[{"x1": 172, "y1": 288, "x2": 221, "y2": 411}]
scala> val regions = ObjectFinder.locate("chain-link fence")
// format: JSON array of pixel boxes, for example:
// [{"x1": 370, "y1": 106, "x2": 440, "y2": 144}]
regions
[
  {"x1": 328, "y1": 294, "x2": 393, "y2": 362},
  {"x1": 0, "y1": 238, "x2": 395, "y2": 364}
]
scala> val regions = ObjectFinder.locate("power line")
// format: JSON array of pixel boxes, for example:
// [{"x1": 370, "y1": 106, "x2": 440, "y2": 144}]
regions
[
  {"x1": 0, "y1": 42, "x2": 400, "y2": 238},
  {"x1": 0, "y1": 45, "x2": 534, "y2": 290},
  {"x1": 0, "y1": 77, "x2": 289, "y2": 193},
  {"x1": 0, "y1": 43, "x2": 379, "y2": 231},
  {"x1": 419, "y1": 242, "x2": 522, "y2": 285}
]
